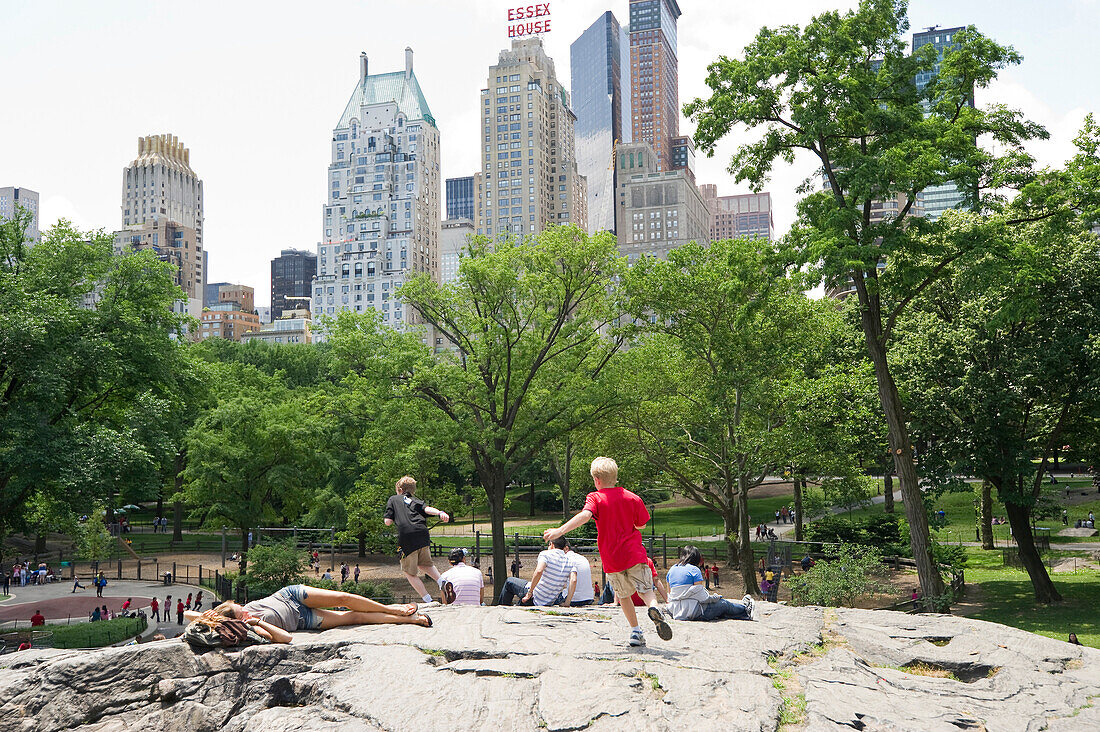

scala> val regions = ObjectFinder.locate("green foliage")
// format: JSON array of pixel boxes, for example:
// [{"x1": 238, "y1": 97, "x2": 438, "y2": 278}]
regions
[
  {"x1": 820, "y1": 475, "x2": 876, "y2": 515},
  {"x1": 301, "y1": 578, "x2": 394, "y2": 604},
  {"x1": 804, "y1": 514, "x2": 906, "y2": 555},
  {"x1": 0, "y1": 216, "x2": 190, "y2": 538},
  {"x1": 242, "y1": 540, "x2": 307, "y2": 598},
  {"x1": 50, "y1": 616, "x2": 147, "y2": 649},
  {"x1": 76, "y1": 515, "x2": 114, "y2": 562},
  {"x1": 787, "y1": 542, "x2": 890, "y2": 607}
]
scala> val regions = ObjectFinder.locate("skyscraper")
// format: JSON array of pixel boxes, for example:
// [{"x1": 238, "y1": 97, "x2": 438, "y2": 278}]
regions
[
  {"x1": 0, "y1": 187, "x2": 40, "y2": 244},
  {"x1": 478, "y1": 38, "x2": 587, "y2": 239},
  {"x1": 628, "y1": 0, "x2": 682, "y2": 171},
  {"x1": 571, "y1": 11, "x2": 630, "y2": 235},
  {"x1": 700, "y1": 186, "x2": 775, "y2": 242},
  {"x1": 271, "y1": 248, "x2": 317, "y2": 320},
  {"x1": 314, "y1": 50, "x2": 440, "y2": 336},
  {"x1": 445, "y1": 176, "x2": 475, "y2": 220},
  {"x1": 116, "y1": 134, "x2": 204, "y2": 317},
  {"x1": 913, "y1": 26, "x2": 972, "y2": 220}
]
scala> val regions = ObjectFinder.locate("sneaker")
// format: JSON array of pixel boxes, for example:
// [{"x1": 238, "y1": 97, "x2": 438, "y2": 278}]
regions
[
  {"x1": 441, "y1": 581, "x2": 456, "y2": 605},
  {"x1": 742, "y1": 594, "x2": 755, "y2": 620},
  {"x1": 648, "y1": 606, "x2": 673, "y2": 641},
  {"x1": 628, "y1": 629, "x2": 646, "y2": 647}
]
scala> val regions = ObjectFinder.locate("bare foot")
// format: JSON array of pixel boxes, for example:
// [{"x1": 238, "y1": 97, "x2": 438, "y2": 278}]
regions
[
  {"x1": 416, "y1": 614, "x2": 433, "y2": 628},
  {"x1": 394, "y1": 603, "x2": 418, "y2": 616}
]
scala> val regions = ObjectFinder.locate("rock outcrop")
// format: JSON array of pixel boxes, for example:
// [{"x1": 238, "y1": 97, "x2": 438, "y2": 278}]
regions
[{"x1": 0, "y1": 604, "x2": 1097, "y2": 731}]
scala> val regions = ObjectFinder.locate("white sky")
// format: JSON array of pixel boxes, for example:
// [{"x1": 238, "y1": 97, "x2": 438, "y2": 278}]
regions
[{"x1": 2, "y1": 0, "x2": 1096, "y2": 306}]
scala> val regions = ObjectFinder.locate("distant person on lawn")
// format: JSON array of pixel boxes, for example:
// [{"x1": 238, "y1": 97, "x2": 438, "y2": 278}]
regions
[
  {"x1": 544, "y1": 457, "x2": 672, "y2": 647},
  {"x1": 384, "y1": 475, "x2": 450, "y2": 603}
]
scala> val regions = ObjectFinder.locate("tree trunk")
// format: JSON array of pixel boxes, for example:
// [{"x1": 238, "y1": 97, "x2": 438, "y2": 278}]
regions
[
  {"x1": 979, "y1": 480, "x2": 994, "y2": 550},
  {"x1": 1003, "y1": 500, "x2": 1062, "y2": 603},
  {"x1": 883, "y1": 472, "x2": 894, "y2": 514},
  {"x1": 859, "y1": 310, "x2": 945, "y2": 602},
  {"x1": 239, "y1": 527, "x2": 250, "y2": 575},
  {"x1": 357, "y1": 530, "x2": 366, "y2": 558},
  {"x1": 488, "y1": 479, "x2": 508, "y2": 604},
  {"x1": 561, "y1": 442, "x2": 572, "y2": 522},
  {"x1": 722, "y1": 511, "x2": 740, "y2": 568},
  {"x1": 172, "y1": 500, "x2": 183, "y2": 542},
  {"x1": 156, "y1": 492, "x2": 164, "y2": 524},
  {"x1": 737, "y1": 478, "x2": 761, "y2": 596},
  {"x1": 34, "y1": 532, "x2": 46, "y2": 555},
  {"x1": 528, "y1": 481, "x2": 535, "y2": 517},
  {"x1": 794, "y1": 475, "x2": 804, "y2": 542}
]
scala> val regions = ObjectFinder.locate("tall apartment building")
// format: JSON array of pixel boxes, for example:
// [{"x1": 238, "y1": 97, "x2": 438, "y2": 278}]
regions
[
  {"x1": 478, "y1": 38, "x2": 587, "y2": 239},
  {"x1": 0, "y1": 187, "x2": 40, "y2": 244},
  {"x1": 614, "y1": 140, "x2": 709, "y2": 262},
  {"x1": 445, "y1": 176, "x2": 475, "y2": 220},
  {"x1": 271, "y1": 248, "x2": 317, "y2": 320},
  {"x1": 204, "y1": 281, "x2": 232, "y2": 309},
  {"x1": 117, "y1": 134, "x2": 204, "y2": 317},
  {"x1": 913, "y1": 26, "x2": 972, "y2": 220},
  {"x1": 628, "y1": 0, "x2": 682, "y2": 171},
  {"x1": 440, "y1": 218, "x2": 474, "y2": 285},
  {"x1": 571, "y1": 11, "x2": 631, "y2": 235},
  {"x1": 700, "y1": 186, "x2": 775, "y2": 242},
  {"x1": 313, "y1": 50, "x2": 440, "y2": 336}
]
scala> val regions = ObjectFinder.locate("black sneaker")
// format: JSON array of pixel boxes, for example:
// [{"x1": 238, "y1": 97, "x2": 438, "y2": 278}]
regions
[{"x1": 648, "y1": 606, "x2": 673, "y2": 641}]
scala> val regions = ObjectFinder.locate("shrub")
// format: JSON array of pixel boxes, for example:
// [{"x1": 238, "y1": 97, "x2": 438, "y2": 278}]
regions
[
  {"x1": 242, "y1": 540, "x2": 307, "y2": 598},
  {"x1": 51, "y1": 616, "x2": 147, "y2": 649},
  {"x1": 804, "y1": 514, "x2": 906, "y2": 554},
  {"x1": 787, "y1": 542, "x2": 889, "y2": 607}
]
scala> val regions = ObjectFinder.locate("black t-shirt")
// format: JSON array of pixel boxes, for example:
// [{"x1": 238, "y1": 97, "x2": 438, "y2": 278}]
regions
[{"x1": 384, "y1": 493, "x2": 431, "y2": 554}]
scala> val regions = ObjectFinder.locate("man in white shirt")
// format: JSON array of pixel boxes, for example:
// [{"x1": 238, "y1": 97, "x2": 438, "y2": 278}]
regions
[
  {"x1": 562, "y1": 542, "x2": 595, "y2": 607},
  {"x1": 439, "y1": 548, "x2": 485, "y2": 605},
  {"x1": 497, "y1": 537, "x2": 572, "y2": 606}
]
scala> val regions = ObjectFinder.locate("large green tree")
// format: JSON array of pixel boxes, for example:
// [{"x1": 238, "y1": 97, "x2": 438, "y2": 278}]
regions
[
  {"x1": 0, "y1": 215, "x2": 188, "y2": 541},
  {"x1": 616, "y1": 238, "x2": 868, "y2": 592},
  {"x1": 342, "y1": 226, "x2": 626, "y2": 600},
  {"x1": 685, "y1": 0, "x2": 1044, "y2": 601}
]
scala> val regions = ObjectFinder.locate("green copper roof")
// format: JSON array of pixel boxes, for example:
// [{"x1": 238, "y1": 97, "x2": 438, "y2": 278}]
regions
[{"x1": 337, "y1": 71, "x2": 435, "y2": 129}]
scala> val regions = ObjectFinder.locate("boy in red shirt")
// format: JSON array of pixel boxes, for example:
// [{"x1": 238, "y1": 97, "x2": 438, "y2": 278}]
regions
[{"x1": 545, "y1": 457, "x2": 672, "y2": 647}]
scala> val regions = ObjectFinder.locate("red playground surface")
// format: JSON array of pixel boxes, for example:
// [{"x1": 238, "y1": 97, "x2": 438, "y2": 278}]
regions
[{"x1": 0, "y1": 594, "x2": 154, "y2": 622}]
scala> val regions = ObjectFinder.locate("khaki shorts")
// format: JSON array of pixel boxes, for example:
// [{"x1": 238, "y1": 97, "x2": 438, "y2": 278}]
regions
[
  {"x1": 399, "y1": 546, "x2": 433, "y2": 576},
  {"x1": 607, "y1": 563, "x2": 654, "y2": 599}
]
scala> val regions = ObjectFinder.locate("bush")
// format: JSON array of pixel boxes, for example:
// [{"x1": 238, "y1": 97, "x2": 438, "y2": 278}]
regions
[
  {"x1": 51, "y1": 616, "x2": 147, "y2": 649},
  {"x1": 804, "y1": 514, "x2": 906, "y2": 554},
  {"x1": 787, "y1": 542, "x2": 889, "y2": 607},
  {"x1": 242, "y1": 540, "x2": 307, "y2": 598},
  {"x1": 532, "y1": 487, "x2": 562, "y2": 513},
  {"x1": 301, "y1": 578, "x2": 394, "y2": 604}
]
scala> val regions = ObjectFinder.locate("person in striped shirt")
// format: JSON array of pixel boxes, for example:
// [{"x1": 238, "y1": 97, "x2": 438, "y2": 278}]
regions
[
  {"x1": 439, "y1": 548, "x2": 485, "y2": 606},
  {"x1": 497, "y1": 537, "x2": 572, "y2": 606}
]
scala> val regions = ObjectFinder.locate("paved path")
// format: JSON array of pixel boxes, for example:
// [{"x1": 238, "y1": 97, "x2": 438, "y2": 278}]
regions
[{"x1": 0, "y1": 578, "x2": 205, "y2": 637}]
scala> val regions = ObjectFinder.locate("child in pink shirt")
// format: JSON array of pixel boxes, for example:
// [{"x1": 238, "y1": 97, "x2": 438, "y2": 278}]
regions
[{"x1": 545, "y1": 457, "x2": 671, "y2": 647}]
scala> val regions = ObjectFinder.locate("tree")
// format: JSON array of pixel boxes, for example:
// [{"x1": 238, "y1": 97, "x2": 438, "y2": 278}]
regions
[
  {"x1": 179, "y1": 364, "x2": 330, "y2": 570},
  {"x1": 894, "y1": 209, "x2": 1100, "y2": 603},
  {"x1": 787, "y1": 542, "x2": 889, "y2": 607},
  {"x1": 343, "y1": 226, "x2": 625, "y2": 600},
  {"x1": 616, "y1": 238, "x2": 863, "y2": 593},
  {"x1": 0, "y1": 215, "x2": 188, "y2": 542},
  {"x1": 686, "y1": 0, "x2": 1044, "y2": 602}
]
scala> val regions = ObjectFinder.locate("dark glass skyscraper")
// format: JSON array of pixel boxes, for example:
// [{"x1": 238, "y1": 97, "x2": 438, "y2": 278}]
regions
[
  {"x1": 445, "y1": 176, "x2": 475, "y2": 221},
  {"x1": 913, "y1": 26, "x2": 971, "y2": 220},
  {"x1": 270, "y1": 248, "x2": 317, "y2": 320},
  {"x1": 571, "y1": 11, "x2": 630, "y2": 235}
]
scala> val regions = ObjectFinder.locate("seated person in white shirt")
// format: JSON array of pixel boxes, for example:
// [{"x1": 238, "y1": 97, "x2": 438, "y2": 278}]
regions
[
  {"x1": 439, "y1": 548, "x2": 485, "y2": 605},
  {"x1": 497, "y1": 537, "x2": 572, "y2": 606},
  {"x1": 562, "y1": 541, "x2": 595, "y2": 607}
]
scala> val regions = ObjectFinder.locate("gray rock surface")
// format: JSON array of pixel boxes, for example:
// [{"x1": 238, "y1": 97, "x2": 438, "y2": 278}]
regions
[{"x1": 0, "y1": 603, "x2": 1096, "y2": 731}]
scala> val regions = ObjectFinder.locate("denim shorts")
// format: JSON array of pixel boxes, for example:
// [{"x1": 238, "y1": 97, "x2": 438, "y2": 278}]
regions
[{"x1": 275, "y1": 585, "x2": 322, "y2": 630}]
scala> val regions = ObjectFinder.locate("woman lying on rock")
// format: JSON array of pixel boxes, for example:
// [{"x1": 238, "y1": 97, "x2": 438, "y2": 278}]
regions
[
  {"x1": 184, "y1": 585, "x2": 432, "y2": 644},
  {"x1": 665, "y1": 546, "x2": 755, "y2": 622}
]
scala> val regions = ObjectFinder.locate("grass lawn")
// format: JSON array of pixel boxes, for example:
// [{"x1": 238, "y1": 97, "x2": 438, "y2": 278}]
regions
[
  {"x1": 961, "y1": 548, "x2": 1100, "y2": 649},
  {"x1": 49, "y1": 616, "x2": 147, "y2": 649}
]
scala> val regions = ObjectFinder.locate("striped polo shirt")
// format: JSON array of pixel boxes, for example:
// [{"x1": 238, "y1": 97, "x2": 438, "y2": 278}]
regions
[{"x1": 531, "y1": 548, "x2": 572, "y2": 606}]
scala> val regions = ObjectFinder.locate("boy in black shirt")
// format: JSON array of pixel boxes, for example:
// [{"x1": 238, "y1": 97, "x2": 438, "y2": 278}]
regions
[{"x1": 384, "y1": 475, "x2": 450, "y2": 603}]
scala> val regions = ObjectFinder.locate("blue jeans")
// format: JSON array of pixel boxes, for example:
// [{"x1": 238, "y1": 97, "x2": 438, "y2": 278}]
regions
[
  {"x1": 497, "y1": 577, "x2": 532, "y2": 606},
  {"x1": 698, "y1": 598, "x2": 750, "y2": 621}
]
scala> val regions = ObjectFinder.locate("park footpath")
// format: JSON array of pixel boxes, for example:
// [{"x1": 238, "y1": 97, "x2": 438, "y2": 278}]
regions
[{"x1": 0, "y1": 578, "x2": 205, "y2": 641}]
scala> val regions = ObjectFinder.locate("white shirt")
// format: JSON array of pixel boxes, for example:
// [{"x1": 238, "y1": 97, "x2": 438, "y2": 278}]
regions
[
  {"x1": 531, "y1": 548, "x2": 572, "y2": 606},
  {"x1": 439, "y1": 562, "x2": 484, "y2": 605},
  {"x1": 566, "y1": 552, "x2": 594, "y2": 603}
]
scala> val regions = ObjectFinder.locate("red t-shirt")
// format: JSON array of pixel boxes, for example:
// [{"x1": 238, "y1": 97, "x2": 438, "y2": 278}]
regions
[
  {"x1": 176, "y1": 601, "x2": 184, "y2": 613},
  {"x1": 629, "y1": 557, "x2": 659, "y2": 606},
  {"x1": 30, "y1": 613, "x2": 45, "y2": 627},
  {"x1": 150, "y1": 599, "x2": 158, "y2": 611},
  {"x1": 583, "y1": 487, "x2": 650, "y2": 574}
]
